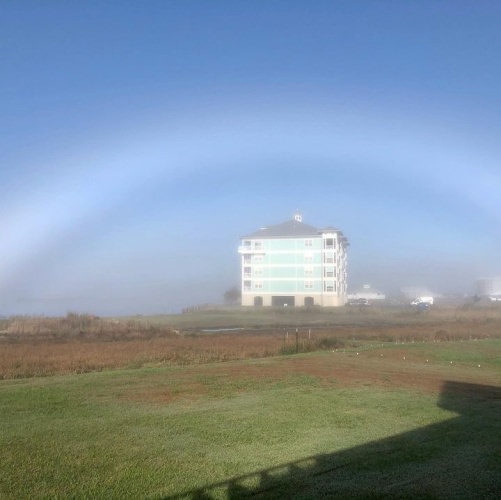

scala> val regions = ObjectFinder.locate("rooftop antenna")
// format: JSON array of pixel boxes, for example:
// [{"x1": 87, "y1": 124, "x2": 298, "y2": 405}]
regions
[{"x1": 294, "y1": 210, "x2": 303, "y2": 222}]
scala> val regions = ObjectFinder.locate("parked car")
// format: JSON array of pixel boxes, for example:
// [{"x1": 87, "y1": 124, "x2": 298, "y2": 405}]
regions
[{"x1": 416, "y1": 302, "x2": 430, "y2": 311}]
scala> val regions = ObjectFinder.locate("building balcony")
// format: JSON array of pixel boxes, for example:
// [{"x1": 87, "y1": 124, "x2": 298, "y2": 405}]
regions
[{"x1": 238, "y1": 245, "x2": 266, "y2": 254}]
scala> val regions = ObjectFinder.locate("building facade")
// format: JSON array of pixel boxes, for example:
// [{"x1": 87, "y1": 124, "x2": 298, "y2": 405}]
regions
[
  {"x1": 239, "y1": 213, "x2": 348, "y2": 307},
  {"x1": 477, "y1": 277, "x2": 501, "y2": 298}
]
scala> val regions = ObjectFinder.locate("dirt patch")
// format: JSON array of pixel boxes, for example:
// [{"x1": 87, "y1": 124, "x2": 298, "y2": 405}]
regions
[{"x1": 123, "y1": 348, "x2": 497, "y2": 405}]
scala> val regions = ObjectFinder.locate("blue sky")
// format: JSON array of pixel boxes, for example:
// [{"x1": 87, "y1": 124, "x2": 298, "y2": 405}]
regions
[{"x1": 1, "y1": 1, "x2": 501, "y2": 315}]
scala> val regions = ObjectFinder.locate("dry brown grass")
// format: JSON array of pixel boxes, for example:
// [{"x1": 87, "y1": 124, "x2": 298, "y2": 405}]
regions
[
  {"x1": 0, "y1": 334, "x2": 291, "y2": 379},
  {"x1": 0, "y1": 314, "x2": 286, "y2": 378},
  {"x1": 1, "y1": 310, "x2": 500, "y2": 379}
]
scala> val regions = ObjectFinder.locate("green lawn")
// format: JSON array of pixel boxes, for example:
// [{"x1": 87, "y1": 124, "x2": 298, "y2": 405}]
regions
[{"x1": 1, "y1": 341, "x2": 500, "y2": 498}]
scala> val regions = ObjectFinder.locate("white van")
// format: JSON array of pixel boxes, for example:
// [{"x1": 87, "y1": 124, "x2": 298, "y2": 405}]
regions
[{"x1": 411, "y1": 296, "x2": 434, "y2": 306}]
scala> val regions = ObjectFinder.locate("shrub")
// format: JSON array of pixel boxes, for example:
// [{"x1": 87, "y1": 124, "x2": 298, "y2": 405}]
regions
[
  {"x1": 317, "y1": 337, "x2": 345, "y2": 350},
  {"x1": 280, "y1": 344, "x2": 298, "y2": 355},
  {"x1": 434, "y1": 330, "x2": 450, "y2": 341}
]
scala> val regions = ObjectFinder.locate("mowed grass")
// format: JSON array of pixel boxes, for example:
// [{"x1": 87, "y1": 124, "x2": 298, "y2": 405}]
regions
[{"x1": 1, "y1": 339, "x2": 500, "y2": 499}]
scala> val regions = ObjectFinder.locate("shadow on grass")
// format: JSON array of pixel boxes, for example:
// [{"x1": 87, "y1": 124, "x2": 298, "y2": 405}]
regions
[{"x1": 165, "y1": 381, "x2": 501, "y2": 499}]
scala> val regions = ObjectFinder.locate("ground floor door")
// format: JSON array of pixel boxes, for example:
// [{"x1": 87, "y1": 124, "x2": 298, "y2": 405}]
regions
[{"x1": 272, "y1": 296, "x2": 295, "y2": 307}]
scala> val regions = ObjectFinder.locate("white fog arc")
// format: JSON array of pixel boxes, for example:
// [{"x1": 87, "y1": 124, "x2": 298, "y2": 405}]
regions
[{"x1": 1, "y1": 99, "x2": 499, "y2": 313}]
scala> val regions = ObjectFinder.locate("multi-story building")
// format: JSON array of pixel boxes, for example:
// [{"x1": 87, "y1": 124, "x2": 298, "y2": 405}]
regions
[
  {"x1": 238, "y1": 213, "x2": 348, "y2": 307},
  {"x1": 477, "y1": 277, "x2": 501, "y2": 299}
]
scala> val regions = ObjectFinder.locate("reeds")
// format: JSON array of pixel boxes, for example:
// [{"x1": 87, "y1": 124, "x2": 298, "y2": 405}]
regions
[{"x1": 1, "y1": 311, "x2": 500, "y2": 379}]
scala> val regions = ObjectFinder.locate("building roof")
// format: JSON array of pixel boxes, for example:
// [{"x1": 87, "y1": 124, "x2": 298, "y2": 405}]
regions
[
  {"x1": 242, "y1": 218, "x2": 347, "y2": 239},
  {"x1": 320, "y1": 226, "x2": 339, "y2": 232},
  {"x1": 243, "y1": 218, "x2": 320, "y2": 238}
]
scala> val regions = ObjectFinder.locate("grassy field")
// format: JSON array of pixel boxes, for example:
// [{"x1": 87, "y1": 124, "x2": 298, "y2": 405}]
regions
[
  {"x1": 1, "y1": 323, "x2": 500, "y2": 498},
  {"x1": 121, "y1": 303, "x2": 501, "y2": 329}
]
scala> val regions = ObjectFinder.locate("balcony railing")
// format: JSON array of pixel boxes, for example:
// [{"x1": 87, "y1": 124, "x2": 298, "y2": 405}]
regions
[{"x1": 238, "y1": 245, "x2": 265, "y2": 254}]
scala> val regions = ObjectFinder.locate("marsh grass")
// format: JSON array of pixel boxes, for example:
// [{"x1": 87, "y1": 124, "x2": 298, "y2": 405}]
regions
[{"x1": 1, "y1": 308, "x2": 501, "y2": 379}]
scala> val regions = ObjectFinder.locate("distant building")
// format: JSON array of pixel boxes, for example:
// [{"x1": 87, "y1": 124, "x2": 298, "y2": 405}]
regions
[
  {"x1": 477, "y1": 277, "x2": 501, "y2": 298},
  {"x1": 238, "y1": 213, "x2": 348, "y2": 307}
]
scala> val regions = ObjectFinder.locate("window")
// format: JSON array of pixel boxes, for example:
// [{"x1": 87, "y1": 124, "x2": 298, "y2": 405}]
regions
[
  {"x1": 244, "y1": 280, "x2": 251, "y2": 291},
  {"x1": 254, "y1": 267, "x2": 263, "y2": 276},
  {"x1": 253, "y1": 255, "x2": 263, "y2": 263},
  {"x1": 243, "y1": 255, "x2": 251, "y2": 264},
  {"x1": 254, "y1": 281, "x2": 263, "y2": 289},
  {"x1": 254, "y1": 241, "x2": 263, "y2": 250},
  {"x1": 324, "y1": 268, "x2": 334, "y2": 278},
  {"x1": 324, "y1": 238, "x2": 336, "y2": 249},
  {"x1": 304, "y1": 280, "x2": 314, "y2": 289},
  {"x1": 304, "y1": 239, "x2": 313, "y2": 247},
  {"x1": 244, "y1": 266, "x2": 252, "y2": 278},
  {"x1": 324, "y1": 255, "x2": 334, "y2": 264},
  {"x1": 304, "y1": 266, "x2": 313, "y2": 276},
  {"x1": 304, "y1": 253, "x2": 313, "y2": 263}
]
